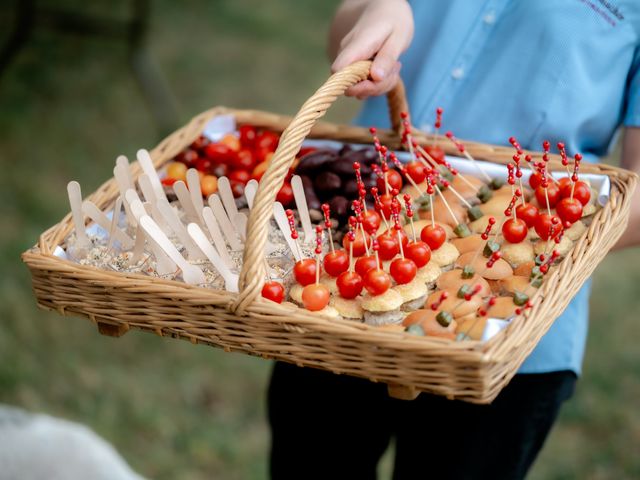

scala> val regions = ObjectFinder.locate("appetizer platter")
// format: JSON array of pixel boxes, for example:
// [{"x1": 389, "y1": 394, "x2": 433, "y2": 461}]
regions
[{"x1": 22, "y1": 61, "x2": 637, "y2": 403}]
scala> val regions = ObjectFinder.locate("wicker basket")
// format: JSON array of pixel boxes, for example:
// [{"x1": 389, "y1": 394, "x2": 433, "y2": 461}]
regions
[{"x1": 22, "y1": 61, "x2": 638, "y2": 403}]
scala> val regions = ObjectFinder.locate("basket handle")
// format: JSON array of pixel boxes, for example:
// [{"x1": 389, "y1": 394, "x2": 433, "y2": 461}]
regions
[{"x1": 233, "y1": 60, "x2": 408, "y2": 314}]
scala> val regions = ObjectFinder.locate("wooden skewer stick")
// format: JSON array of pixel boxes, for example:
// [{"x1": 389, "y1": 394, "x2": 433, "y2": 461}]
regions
[
  {"x1": 208, "y1": 194, "x2": 243, "y2": 251},
  {"x1": 173, "y1": 180, "x2": 202, "y2": 227},
  {"x1": 66, "y1": 181, "x2": 90, "y2": 250},
  {"x1": 202, "y1": 206, "x2": 235, "y2": 269},
  {"x1": 136, "y1": 149, "x2": 168, "y2": 203},
  {"x1": 217, "y1": 176, "x2": 239, "y2": 221},
  {"x1": 139, "y1": 215, "x2": 205, "y2": 285},
  {"x1": 156, "y1": 198, "x2": 206, "y2": 260},
  {"x1": 445, "y1": 132, "x2": 493, "y2": 183},
  {"x1": 81, "y1": 200, "x2": 134, "y2": 249},
  {"x1": 291, "y1": 175, "x2": 314, "y2": 244},
  {"x1": 415, "y1": 144, "x2": 480, "y2": 195},
  {"x1": 188, "y1": 223, "x2": 239, "y2": 292},
  {"x1": 433, "y1": 185, "x2": 460, "y2": 226},
  {"x1": 186, "y1": 168, "x2": 205, "y2": 225},
  {"x1": 273, "y1": 202, "x2": 302, "y2": 261}
]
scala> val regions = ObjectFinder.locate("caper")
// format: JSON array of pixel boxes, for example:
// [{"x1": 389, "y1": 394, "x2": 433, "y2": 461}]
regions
[
  {"x1": 456, "y1": 332, "x2": 471, "y2": 342},
  {"x1": 457, "y1": 284, "x2": 471, "y2": 299}
]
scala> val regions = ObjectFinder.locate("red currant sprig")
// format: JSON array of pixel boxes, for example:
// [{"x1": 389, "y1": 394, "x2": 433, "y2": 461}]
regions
[
  {"x1": 430, "y1": 291, "x2": 449, "y2": 311},
  {"x1": 435, "y1": 107, "x2": 443, "y2": 130},
  {"x1": 509, "y1": 136, "x2": 523, "y2": 155},
  {"x1": 464, "y1": 284, "x2": 483, "y2": 302},
  {"x1": 558, "y1": 142, "x2": 568, "y2": 167},
  {"x1": 285, "y1": 209, "x2": 298, "y2": 240},
  {"x1": 572, "y1": 153, "x2": 582, "y2": 183},
  {"x1": 486, "y1": 251, "x2": 502, "y2": 268},
  {"x1": 477, "y1": 296, "x2": 497, "y2": 317},
  {"x1": 504, "y1": 189, "x2": 522, "y2": 217},
  {"x1": 445, "y1": 131, "x2": 465, "y2": 153},
  {"x1": 515, "y1": 300, "x2": 534, "y2": 315},
  {"x1": 481, "y1": 216, "x2": 497, "y2": 240},
  {"x1": 403, "y1": 194, "x2": 414, "y2": 219}
]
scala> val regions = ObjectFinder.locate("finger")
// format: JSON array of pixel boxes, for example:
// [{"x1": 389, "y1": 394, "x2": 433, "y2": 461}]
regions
[
  {"x1": 332, "y1": 25, "x2": 392, "y2": 72},
  {"x1": 370, "y1": 35, "x2": 406, "y2": 82},
  {"x1": 349, "y1": 62, "x2": 401, "y2": 99},
  {"x1": 345, "y1": 80, "x2": 377, "y2": 97}
]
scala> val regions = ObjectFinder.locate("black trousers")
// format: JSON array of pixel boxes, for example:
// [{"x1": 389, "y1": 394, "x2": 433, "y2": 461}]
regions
[{"x1": 268, "y1": 362, "x2": 576, "y2": 480}]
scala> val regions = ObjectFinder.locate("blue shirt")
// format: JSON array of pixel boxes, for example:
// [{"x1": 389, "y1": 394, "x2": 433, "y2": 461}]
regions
[{"x1": 357, "y1": 0, "x2": 640, "y2": 375}]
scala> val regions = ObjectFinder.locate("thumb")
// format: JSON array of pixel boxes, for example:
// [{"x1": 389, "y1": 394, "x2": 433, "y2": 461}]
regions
[{"x1": 332, "y1": 26, "x2": 390, "y2": 73}]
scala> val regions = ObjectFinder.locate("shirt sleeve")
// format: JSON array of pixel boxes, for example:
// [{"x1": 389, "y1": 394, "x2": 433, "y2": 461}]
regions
[{"x1": 623, "y1": 46, "x2": 640, "y2": 126}]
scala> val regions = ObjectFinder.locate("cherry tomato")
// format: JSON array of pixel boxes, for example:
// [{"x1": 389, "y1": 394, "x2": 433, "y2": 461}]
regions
[
  {"x1": 220, "y1": 134, "x2": 241, "y2": 152},
  {"x1": 424, "y1": 145, "x2": 445, "y2": 165},
  {"x1": 294, "y1": 258, "x2": 317, "y2": 286},
  {"x1": 406, "y1": 162, "x2": 426, "y2": 184},
  {"x1": 421, "y1": 224, "x2": 447, "y2": 250},
  {"x1": 535, "y1": 182, "x2": 560, "y2": 209},
  {"x1": 515, "y1": 203, "x2": 539, "y2": 228},
  {"x1": 251, "y1": 161, "x2": 269, "y2": 181},
  {"x1": 336, "y1": 271, "x2": 364, "y2": 299},
  {"x1": 166, "y1": 162, "x2": 187, "y2": 182},
  {"x1": 390, "y1": 257, "x2": 418, "y2": 285},
  {"x1": 362, "y1": 210, "x2": 382, "y2": 232},
  {"x1": 355, "y1": 255, "x2": 380, "y2": 277},
  {"x1": 195, "y1": 157, "x2": 213, "y2": 174},
  {"x1": 560, "y1": 180, "x2": 591, "y2": 206},
  {"x1": 377, "y1": 231, "x2": 400, "y2": 260},
  {"x1": 302, "y1": 284, "x2": 330, "y2": 311},
  {"x1": 230, "y1": 180, "x2": 245, "y2": 198},
  {"x1": 404, "y1": 241, "x2": 431, "y2": 267},
  {"x1": 261, "y1": 281, "x2": 285, "y2": 304},
  {"x1": 502, "y1": 218, "x2": 528, "y2": 243},
  {"x1": 239, "y1": 125, "x2": 258, "y2": 148},
  {"x1": 211, "y1": 163, "x2": 229, "y2": 178},
  {"x1": 535, "y1": 213, "x2": 563, "y2": 241},
  {"x1": 276, "y1": 182, "x2": 294, "y2": 206},
  {"x1": 176, "y1": 148, "x2": 198, "y2": 167},
  {"x1": 255, "y1": 130, "x2": 280, "y2": 153},
  {"x1": 376, "y1": 169, "x2": 403, "y2": 192},
  {"x1": 375, "y1": 193, "x2": 394, "y2": 219},
  {"x1": 190, "y1": 136, "x2": 209, "y2": 152},
  {"x1": 228, "y1": 169, "x2": 251, "y2": 185},
  {"x1": 235, "y1": 148, "x2": 256, "y2": 171},
  {"x1": 342, "y1": 229, "x2": 369, "y2": 257},
  {"x1": 529, "y1": 172, "x2": 543, "y2": 190},
  {"x1": 557, "y1": 177, "x2": 572, "y2": 193},
  {"x1": 363, "y1": 268, "x2": 392, "y2": 296},
  {"x1": 200, "y1": 175, "x2": 218, "y2": 197},
  {"x1": 204, "y1": 143, "x2": 238, "y2": 164},
  {"x1": 556, "y1": 197, "x2": 583, "y2": 225},
  {"x1": 323, "y1": 250, "x2": 350, "y2": 277}
]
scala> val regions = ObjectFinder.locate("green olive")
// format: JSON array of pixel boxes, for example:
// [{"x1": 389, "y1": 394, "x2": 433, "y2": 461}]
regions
[
  {"x1": 461, "y1": 265, "x2": 475, "y2": 279},
  {"x1": 490, "y1": 178, "x2": 505, "y2": 190},
  {"x1": 454, "y1": 223, "x2": 471, "y2": 238},
  {"x1": 405, "y1": 324, "x2": 425, "y2": 336},
  {"x1": 467, "y1": 206, "x2": 484, "y2": 222},
  {"x1": 477, "y1": 185, "x2": 493, "y2": 203},
  {"x1": 436, "y1": 311, "x2": 453, "y2": 327},
  {"x1": 483, "y1": 240, "x2": 501, "y2": 258},
  {"x1": 513, "y1": 291, "x2": 529, "y2": 306}
]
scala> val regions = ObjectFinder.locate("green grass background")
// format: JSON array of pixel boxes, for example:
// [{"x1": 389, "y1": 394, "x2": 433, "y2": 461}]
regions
[{"x1": 1, "y1": 1, "x2": 639, "y2": 478}]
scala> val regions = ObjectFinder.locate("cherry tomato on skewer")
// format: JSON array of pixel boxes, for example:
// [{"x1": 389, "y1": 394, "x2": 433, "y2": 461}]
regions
[
  {"x1": 406, "y1": 162, "x2": 426, "y2": 184},
  {"x1": 355, "y1": 255, "x2": 380, "y2": 277},
  {"x1": 376, "y1": 169, "x2": 403, "y2": 192},
  {"x1": 560, "y1": 180, "x2": 591, "y2": 206},
  {"x1": 424, "y1": 145, "x2": 445, "y2": 165},
  {"x1": 535, "y1": 213, "x2": 563, "y2": 241},
  {"x1": 535, "y1": 182, "x2": 560, "y2": 209},
  {"x1": 502, "y1": 218, "x2": 528, "y2": 243},
  {"x1": 363, "y1": 268, "x2": 392, "y2": 296},
  {"x1": 261, "y1": 281, "x2": 285, "y2": 304},
  {"x1": 556, "y1": 197, "x2": 583, "y2": 225},
  {"x1": 294, "y1": 258, "x2": 317, "y2": 286},
  {"x1": 362, "y1": 210, "x2": 382, "y2": 232},
  {"x1": 515, "y1": 203, "x2": 539, "y2": 228},
  {"x1": 390, "y1": 257, "x2": 417, "y2": 285},
  {"x1": 377, "y1": 231, "x2": 400, "y2": 261},
  {"x1": 421, "y1": 224, "x2": 447, "y2": 251},
  {"x1": 336, "y1": 271, "x2": 364, "y2": 299},
  {"x1": 342, "y1": 229, "x2": 370, "y2": 257},
  {"x1": 323, "y1": 250, "x2": 350, "y2": 277},
  {"x1": 302, "y1": 284, "x2": 330, "y2": 311},
  {"x1": 404, "y1": 241, "x2": 431, "y2": 267}
]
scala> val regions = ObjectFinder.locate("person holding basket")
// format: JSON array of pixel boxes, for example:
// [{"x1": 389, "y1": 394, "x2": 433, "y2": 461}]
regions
[{"x1": 269, "y1": 1, "x2": 640, "y2": 479}]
